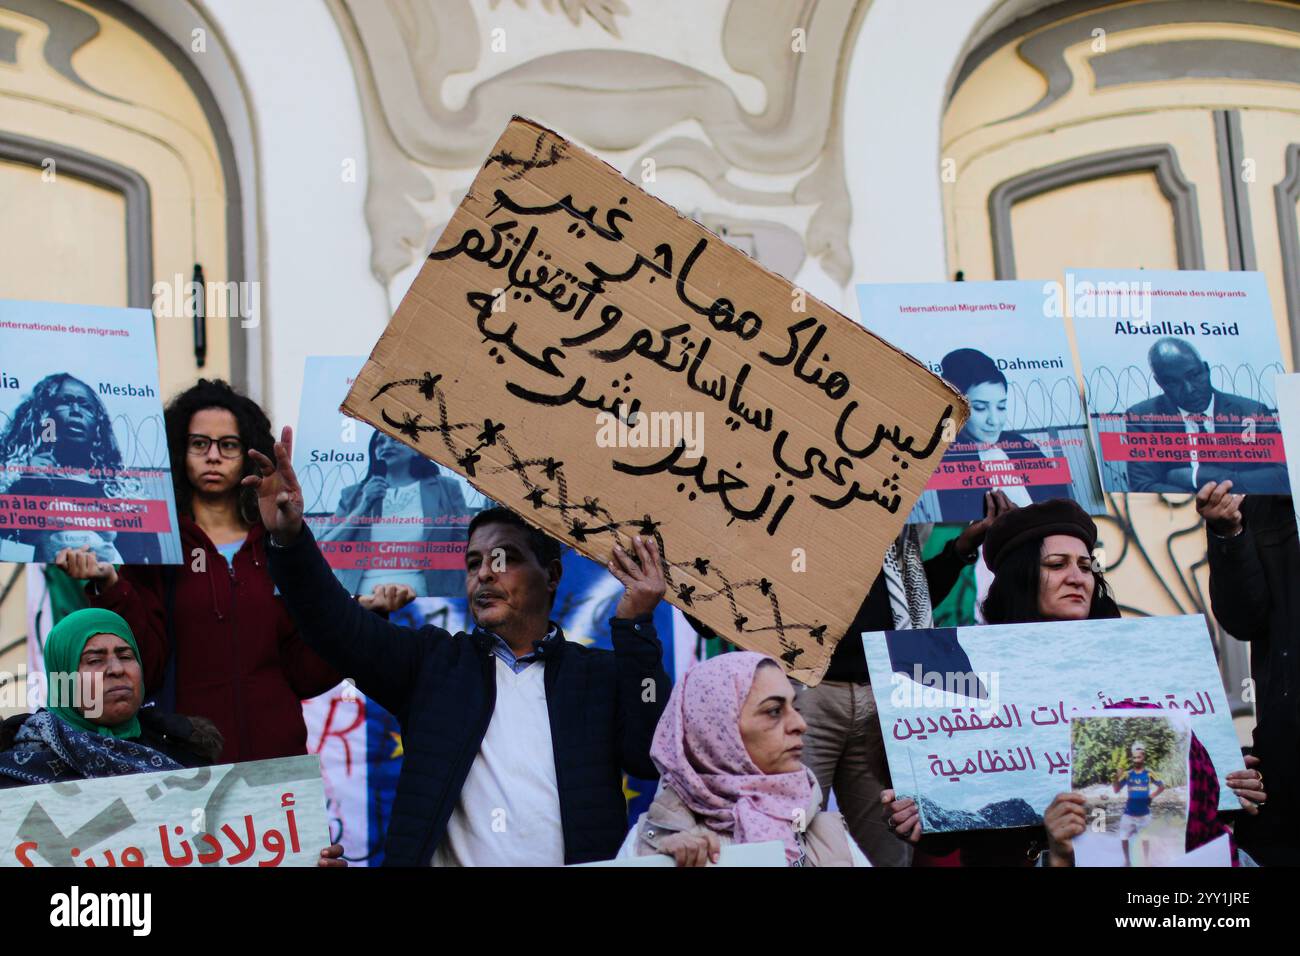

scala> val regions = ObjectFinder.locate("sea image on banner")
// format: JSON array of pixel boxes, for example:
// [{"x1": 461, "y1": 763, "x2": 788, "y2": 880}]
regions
[
  {"x1": 293, "y1": 356, "x2": 490, "y2": 598},
  {"x1": 0, "y1": 299, "x2": 182, "y2": 566},
  {"x1": 862, "y1": 616, "x2": 1242, "y2": 832},
  {"x1": 856, "y1": 281, "x2": 1104, "y2": 523},
  {"x1": 1070, "y1": 269, "x2": 1289, "y2": 495}
]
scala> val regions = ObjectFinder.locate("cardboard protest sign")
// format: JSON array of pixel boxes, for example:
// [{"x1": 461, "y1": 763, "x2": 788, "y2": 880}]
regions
[
  {"x1": 295, "y1": 356, "x2": 490, "y2": 597},
  {"x1": 856, "y1": 280, "x2": 1104, "y2": 522},
  {"x1": 862, "y1": 615, "x2": 1243, "y2": 832},
  {"x1": 341, "y1": 117, "x2": 965, "y2": 681},
  {"x1": 0, "y1": 755, "x2": 327, "y2": 867},
  {"x1": 0, "y1": 300, "x2": 182, "y2": 565},
  {"x1": 1070, "y1": 269, "x2": 1290, "y2": 495}
]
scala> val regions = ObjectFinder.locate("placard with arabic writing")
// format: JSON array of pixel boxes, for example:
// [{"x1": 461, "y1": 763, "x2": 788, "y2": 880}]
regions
[
  {"x1": 342, "y1": 117, "x2": 965, "y2": 683},
  {"x1": 862, "y1": 615, "x2": 1243, "y2": 831},
  {"x1": 0, "y1": 755, "x2": 327, "y2": 867}
]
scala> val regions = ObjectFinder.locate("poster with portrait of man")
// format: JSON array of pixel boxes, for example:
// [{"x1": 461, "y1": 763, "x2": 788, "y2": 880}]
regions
[
  {"x1": 856, "y1": 281, "x2": 1104, "y2": 523},
  {"x1": 293, "y1": 356, "x2": 491, "y2": 599},
  {"x1": 1070, "y1": 269, "x2": 1290, "y2": 495},
  {"x1": 0, "y1": 300, "x2": 182, "y2": 566}
]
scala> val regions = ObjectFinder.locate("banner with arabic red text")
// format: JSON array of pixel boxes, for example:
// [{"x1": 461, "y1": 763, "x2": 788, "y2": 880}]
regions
[
  {"x1": 0, "y1": 755, "x2": 327, "y2": 867},
  {"x1": 862, "y1": 615, "x2": 1242, "y2": 832}
]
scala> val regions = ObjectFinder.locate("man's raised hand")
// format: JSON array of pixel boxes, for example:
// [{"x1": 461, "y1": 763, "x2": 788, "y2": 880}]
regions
[
  {"x1": 608, "y1": 534, "x2": 666, "y2": 620},
  {"x1": 243, "y1": 425, "x2": 305, "y2": 543}
]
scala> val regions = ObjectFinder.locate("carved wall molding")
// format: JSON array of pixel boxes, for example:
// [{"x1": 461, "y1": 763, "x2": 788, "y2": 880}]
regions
[
  {"x1": 488, "y1": 0, "x2": 631, "y2": 37},
  {"x1": 325, "y1": 0, "x2": 870, "y2": 286}
]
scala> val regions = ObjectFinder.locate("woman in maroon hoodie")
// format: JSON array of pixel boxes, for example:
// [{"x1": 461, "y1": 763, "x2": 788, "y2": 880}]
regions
[{"x1": 56, "y1": 379, "x2": 352, "y2": 763}]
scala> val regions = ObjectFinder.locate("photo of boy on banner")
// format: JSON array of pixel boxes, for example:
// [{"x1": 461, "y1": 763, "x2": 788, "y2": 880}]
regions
[{"x1": 1070, "y1": 711, "x2": 1190, "y2": 868}]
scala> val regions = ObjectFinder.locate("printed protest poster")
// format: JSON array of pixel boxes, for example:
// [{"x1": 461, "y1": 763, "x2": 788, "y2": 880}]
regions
[
  {"x1": 0, "y1": 300, "x2": 182, "y2": 565},
  {"x1": 856, "y1": 281, "x2": 1103, "y2": 523},
  {"x1": 862, "y1": 615, "x2": 1243, "y2": 832},
  {"x1": 0, "y1": 755, "x2": 327, "y2": 867},
  {"x1": 294, "y1": 356, "x2": 490, "y2": 598},
  {"x1": 1070, "y1": 711, "x2": 1190, "y2": 867},
  {"x1": 341, "y1": 117, "x2": 966, "y2": 682},
  {"x1": 1069, "y1": 269, "x2": 1289, "y2": 495}
]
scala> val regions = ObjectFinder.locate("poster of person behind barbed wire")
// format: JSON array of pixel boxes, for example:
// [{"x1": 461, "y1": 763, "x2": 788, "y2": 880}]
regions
[
  {"x1": 1070, "y1": 269, "x2": 1290, "y2": 495},
  {"x1": 0, "y1": 299, "x2": 182, "y2": 566},
  {"x1": 856, "y1": 281, "x2": 1105, "y2": 524},
  {"x1": 293, "y1": 356, "x2": 492, "y2": 598}
]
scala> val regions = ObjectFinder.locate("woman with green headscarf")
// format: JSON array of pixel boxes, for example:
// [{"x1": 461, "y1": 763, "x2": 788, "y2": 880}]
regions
[
  {"x1": 0, "y1": 608, "x2": 349, "y2": 866},
  {"x1": 0, "y1": 608, "x2": 223, "y2": 787}
]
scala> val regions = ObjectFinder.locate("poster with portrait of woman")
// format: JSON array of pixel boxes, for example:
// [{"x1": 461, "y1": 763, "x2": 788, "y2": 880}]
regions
[
  {"x1": 293, "y1": 356, "x2": 492, "y2": 598},
  {"x1": 856, "y1": 282, "x2": 1105, "y2": 523},
  {"x1": 0, "y1": 300, "x2": 182, "y2": 565}
]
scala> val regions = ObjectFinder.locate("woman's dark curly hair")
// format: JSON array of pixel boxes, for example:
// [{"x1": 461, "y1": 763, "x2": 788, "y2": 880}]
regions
[
  {"x1": 981, "y1": 536, "x2": 1120, "y2": 625},
  {"x1": 165, "y1": 379, "x2": 274, "y2": 524}
]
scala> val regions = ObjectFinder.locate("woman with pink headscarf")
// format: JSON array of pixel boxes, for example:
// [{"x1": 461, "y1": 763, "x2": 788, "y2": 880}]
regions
[{"x1": 617, "y1": 652, "x2": 870, "y2": 866}]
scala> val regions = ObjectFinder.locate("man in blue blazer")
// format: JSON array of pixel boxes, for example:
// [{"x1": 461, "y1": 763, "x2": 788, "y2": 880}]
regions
[{"x1": 247, "y1": 427, "x2": 669, "y2": 866}]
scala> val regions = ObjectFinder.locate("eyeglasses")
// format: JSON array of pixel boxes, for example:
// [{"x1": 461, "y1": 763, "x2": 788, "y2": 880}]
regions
[
  {"x1": 1040, "y1": 556, "x2": 1097, "y2": 574},
  {"x1": 187, "y1": 434, "x2": 244, "y2": 459}
]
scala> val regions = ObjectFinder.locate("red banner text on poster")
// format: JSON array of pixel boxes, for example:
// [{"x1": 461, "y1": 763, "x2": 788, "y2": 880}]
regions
[
  {"x1": 925, "y1": 456, "x2": 1073, "y2": 491},
  {"x1": 0, "y1": 495, "x2": 172, "y2": 533},
  {"x1": 1099, "y1": 432, "x2": 1285, "y2": 464},
  {"x1": 317, "y1": 538, "x2": 467, "y2": 571}
]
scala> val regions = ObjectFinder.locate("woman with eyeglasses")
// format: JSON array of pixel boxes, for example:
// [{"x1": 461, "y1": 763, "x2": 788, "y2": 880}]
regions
[{"x1": 55, "y1": 379, "x2": 346, "y2": 763}]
